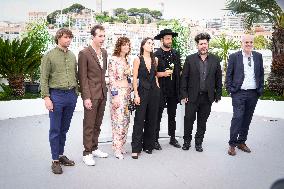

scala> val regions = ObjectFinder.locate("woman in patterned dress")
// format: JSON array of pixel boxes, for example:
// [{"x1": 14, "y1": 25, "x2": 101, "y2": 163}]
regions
[{"x1": 108, "y1": 37, "x2": 132, "y2": 159}]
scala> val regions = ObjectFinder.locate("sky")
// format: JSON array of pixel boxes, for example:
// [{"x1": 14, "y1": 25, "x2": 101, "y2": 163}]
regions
[{"x1": 0, "y1": 0, "x2": 228, "y2": 22}]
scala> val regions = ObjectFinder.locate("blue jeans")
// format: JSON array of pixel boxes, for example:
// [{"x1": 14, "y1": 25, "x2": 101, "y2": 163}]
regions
[{"x1": 49, "y1": 88, "x2": 77, "y2": 160}]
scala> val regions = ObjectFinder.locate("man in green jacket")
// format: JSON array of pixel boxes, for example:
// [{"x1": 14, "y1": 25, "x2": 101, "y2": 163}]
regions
[{"x1": 40, "y1": 28, "x2": 78, "y2": 174}]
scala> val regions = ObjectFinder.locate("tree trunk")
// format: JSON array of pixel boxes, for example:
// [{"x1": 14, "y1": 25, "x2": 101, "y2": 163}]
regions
[
  {"x1": 7, "y1": 76, "x2": 25, "y2": 97},
  {"x1": 267, "y1": 27, "x2": 284, "y2": 96}
]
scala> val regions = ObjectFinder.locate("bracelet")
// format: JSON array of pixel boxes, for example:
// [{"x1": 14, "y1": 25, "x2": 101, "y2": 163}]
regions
[{"x1": 111, "y1": 88, "x2": 118, "y2": 96}]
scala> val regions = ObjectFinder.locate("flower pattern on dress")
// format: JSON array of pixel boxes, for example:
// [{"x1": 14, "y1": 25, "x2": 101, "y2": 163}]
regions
[{"x1": 108, "y1": 56, "x2": 131, "y2": 153}]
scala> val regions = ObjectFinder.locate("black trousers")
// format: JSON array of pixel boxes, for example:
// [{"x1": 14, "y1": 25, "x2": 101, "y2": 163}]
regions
[
  {"x1": 131, "y1": 86, "x2": 160, "y2": 153},
  {"x1": 183, "y1": 93, "x2": 212, "y2": 145},
  {"x1": 156, "y1": 96, "x2": 177, "y2": 140},
  {"x1": 229, "y1": 89, "x2": 258, "y2": 147}
]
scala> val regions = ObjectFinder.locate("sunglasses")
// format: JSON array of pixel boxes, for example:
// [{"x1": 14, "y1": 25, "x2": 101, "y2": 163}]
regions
[{"x1": 248, "y1": 57, "x2": 251, "y2": 67}]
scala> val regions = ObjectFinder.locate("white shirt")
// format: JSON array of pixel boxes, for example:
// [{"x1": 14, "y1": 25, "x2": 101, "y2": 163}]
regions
[{"x1": 241, "y1": 51, "x2": 256, "y2": 90}]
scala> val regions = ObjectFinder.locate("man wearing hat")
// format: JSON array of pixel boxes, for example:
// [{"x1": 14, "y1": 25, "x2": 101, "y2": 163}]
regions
[{"x1": 153, "y1": 29, "x2": 182, "y2": 150}]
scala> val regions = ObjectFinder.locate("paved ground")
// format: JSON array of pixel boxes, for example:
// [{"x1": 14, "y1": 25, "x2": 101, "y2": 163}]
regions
[{"x1": 0, "y1": 111, "x2": 283, "y2": 189}]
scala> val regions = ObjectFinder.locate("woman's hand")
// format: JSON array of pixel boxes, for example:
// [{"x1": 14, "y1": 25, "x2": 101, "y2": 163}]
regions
[
  {"x1": 134, "y1": 95, "x2": 140, "y2": 106},
  {"x1": 112, "y1": 96, "x2": 120, "y2": 109}
]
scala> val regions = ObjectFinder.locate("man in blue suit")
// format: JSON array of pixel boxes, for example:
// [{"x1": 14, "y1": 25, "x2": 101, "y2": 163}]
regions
[{"x1": 226, "y1": 34, "x2": 264, "y2": 156}]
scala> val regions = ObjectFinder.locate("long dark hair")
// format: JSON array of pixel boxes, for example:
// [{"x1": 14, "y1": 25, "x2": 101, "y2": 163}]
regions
[{"x1": 139, "y1": 37, "x2": 157, "y2": 70}]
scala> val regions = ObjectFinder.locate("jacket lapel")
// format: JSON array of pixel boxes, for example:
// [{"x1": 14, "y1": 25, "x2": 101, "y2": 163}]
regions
[
  {"x1": 194, "y1": 53, "x2": 200, "y2": 73},
  {"x1": 252, "y1": 51, "x2": 257, "y2": 74},
  {"x1": 237, "y1": 51, "x2": 244, "y2": 73},
  {"x1": 102, "y1": 49, "x2": 107, "y2": 71},
  {"x1": 88, "y1": 45, "x2": 102, "y2": 69},
  {"x1": 205, "y1": 55, "x2": 212, "y2": 78}
]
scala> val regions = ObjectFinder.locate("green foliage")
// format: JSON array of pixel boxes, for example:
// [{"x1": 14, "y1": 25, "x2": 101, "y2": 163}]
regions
[
  {"x1": 222, "y1": 85, "x2": 284, "y2": 101},
  {"x1": 210, "y1": 34, "x2": 240, "y2": 75},
  {"x1": 47, "y1": 3, "x2": 87, "y2": 24},
  {"x1": 150, "y1": 10, "x2": 162, "y2": 19},
  {"x1": 22, "y1": 22, "x2": 52, "y2": 83},
  {"x1": 0, "y1": 37, "x2": 42, "y2": 79},
  {"x1": 225, "y1": 0, "x2": 284, "y2": 29},
  {"x1": 0, "y1": 91, "x2": 40, "y2": 101},
  {"x1": 62, "y1": 3, "x2": 85, "y2": 14},
  {"x1": 0, "y1": 37, "x2": 42, "y2": 96},
  {"x1": 47, "y1": 10, "x2": 60, "y2": 24},
  {"x1": 158, "y1": 20, "x2": 190, "y2": 62},
  {"x1": 253, "y1": 35, "x2": 269, "y2": 49},
  {"x1": 114, "y1": 8, "x2": 126, "y2": 16},
  {"x1": 0, "y1": 83, "x2": 13, "y2": 99},
  {"x1": 96, "y1": 14, "x2": 111, "y2": 24},
  {"x1": 118, "y1": 14, "x2": 129, "y2": 23},
  {"x1": 128, "y1": 8, "x2": 139, "y2": 16}
]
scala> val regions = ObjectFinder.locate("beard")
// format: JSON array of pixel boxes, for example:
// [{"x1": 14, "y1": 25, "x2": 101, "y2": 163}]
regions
[
  {"x1": 163, "y1": 42, "x2": 172, "y2": 49},
  {"x1": 198, "y1": 49, "x2": 208, "y2": 55}
]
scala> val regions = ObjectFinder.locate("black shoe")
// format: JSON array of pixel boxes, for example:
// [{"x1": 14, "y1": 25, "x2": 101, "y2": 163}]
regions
[
  {"x1": 182, "y1": 141, "x2": 191, "y2": 150},
  {"x1": 169, "y1": 138, "x2": 181, "y2": 148},
  {"x1": 144, "y1": 149, "x2": 152, "y2": 154},
  {"x1": 195, "y1": 145, "x2": 203, "y2": 152},
  {"x1": 154, "y1": 141, "x2": 162, "y2": 150}
]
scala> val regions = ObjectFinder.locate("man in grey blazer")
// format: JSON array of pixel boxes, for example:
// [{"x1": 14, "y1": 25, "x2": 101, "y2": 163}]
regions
[
  {"x1": 78, "y1": 25, "x2": 109, "y2": 166},
  {"x1": 226, "y1": 34, "x2": 264, "y2": 156},
  {"x1": 180, "y1": 33, "x2": 222, "y2": 152}
]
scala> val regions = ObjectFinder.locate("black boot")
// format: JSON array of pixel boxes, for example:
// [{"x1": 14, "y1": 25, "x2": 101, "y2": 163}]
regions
[
  {"x1": 169, "y1": 137, "x2": 181, "y2": 148},
  {"x1": 154, "y1": 141, "x2": 162, "y2": 150},
  {"x1": 182, "y1": 141, "x2": 191, "y2": 150}
]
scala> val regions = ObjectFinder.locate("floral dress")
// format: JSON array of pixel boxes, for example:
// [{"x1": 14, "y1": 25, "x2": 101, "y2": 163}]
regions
[{"x1": 108, "y1": 56, "x2": 131, "y2": 153}]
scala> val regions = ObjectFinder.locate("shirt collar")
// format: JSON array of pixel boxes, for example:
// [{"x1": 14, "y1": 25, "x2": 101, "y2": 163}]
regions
[
  {"x1": 242, "y1": 50, "x2": 253, "y2": 57},
  {"x1": 56, "y1": 46, "x2": 69, "y2": 53}
]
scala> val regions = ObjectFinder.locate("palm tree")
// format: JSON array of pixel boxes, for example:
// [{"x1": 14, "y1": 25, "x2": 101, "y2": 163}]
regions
[
  {"x1": 0, "y1": 37, "x2": 42, "y2": 96},
  {"x1": 210, "y1": 34, "x2": 240, "y2": 80},
  {"x1": 226, "y1": 0, "x2": 284, "y2": 96}
]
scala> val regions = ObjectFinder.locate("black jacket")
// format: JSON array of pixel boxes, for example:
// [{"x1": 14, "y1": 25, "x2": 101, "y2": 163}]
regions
[
  {"x1": 154, "y1": 48, "x2": 182, "y2": 103},
  {"x1": 180, "y1": 53, "x2": 222, "y2": 103}
]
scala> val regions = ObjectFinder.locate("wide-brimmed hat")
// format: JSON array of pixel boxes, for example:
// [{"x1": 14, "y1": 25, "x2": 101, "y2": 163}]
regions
[{"x1": 154, "y1": 29, "x2": 178, "y2": 40}]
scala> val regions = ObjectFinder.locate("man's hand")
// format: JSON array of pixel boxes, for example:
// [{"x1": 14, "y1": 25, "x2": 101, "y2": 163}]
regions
[
  {"x1": 164, "y1": 69, "x2": 173, "y2": 77},
  {"x1": 182, "y1": 98, "x2": 188, "y2": 103},
  {"x1": 215, "y1": 98, "x2": 220, "y2": 103},
  {"x1": 84, "y1": 99, "x2": 93, "y2": 110},
  {"x1": 44, "y1": 97, "x2": 53, "y2": 112}
]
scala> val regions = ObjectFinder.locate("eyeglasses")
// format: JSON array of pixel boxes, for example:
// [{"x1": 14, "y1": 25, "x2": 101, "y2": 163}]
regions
[{"x1": 248, "y1": 57, "x2": 251, "y2": 67}]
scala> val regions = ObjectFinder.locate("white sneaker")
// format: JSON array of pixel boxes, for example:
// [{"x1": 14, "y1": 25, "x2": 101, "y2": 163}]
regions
[
  {"x1": 114, "y1": 152, "x2": 124, "y2": 160},
  {"x1": 92, "y1": 149, "x2": 108, "y2": 158},
  {"x1": 83, "y1": 154, "x2": 95, "y2": 166}
]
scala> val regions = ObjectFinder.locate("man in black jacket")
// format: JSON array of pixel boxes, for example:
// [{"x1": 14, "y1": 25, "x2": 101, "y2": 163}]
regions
[
  {"x1": 154, "y1": 29, "x2": 182, "y2": 150},
  {"x1": 180, "y1": 33, "x2": 222, "y2": 152}
]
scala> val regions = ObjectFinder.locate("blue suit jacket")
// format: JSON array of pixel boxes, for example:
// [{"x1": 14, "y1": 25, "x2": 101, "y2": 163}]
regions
[{"x1": 225, "y1": 50, "x2": 264, "y2": 96}]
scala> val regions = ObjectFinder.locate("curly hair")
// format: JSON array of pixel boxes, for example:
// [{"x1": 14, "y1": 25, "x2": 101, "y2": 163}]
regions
[
  {"x1": 54, "y1": 28, "x2": 73, "y2": 45},
  {"x1": 112, "y1": 37, "x2": 131, "y2": 57},
  {"x1": 194, "y1": 32, "x2": 211, "y2": 43}
]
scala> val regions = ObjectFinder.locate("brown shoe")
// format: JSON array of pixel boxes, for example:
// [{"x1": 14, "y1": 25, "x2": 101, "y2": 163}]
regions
[
  {"x1": 228, "y1": 146, "x2": 236, "y2": 156},
  {"x1": 237, "y1": 144, "x2": 251, "y2": 153},
  {"x1": 59, "y1": 155, "x2": 75, "y2": 166},
  {"x1": 51, "y1": 161, "x2": 63, "y2": 174}
]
